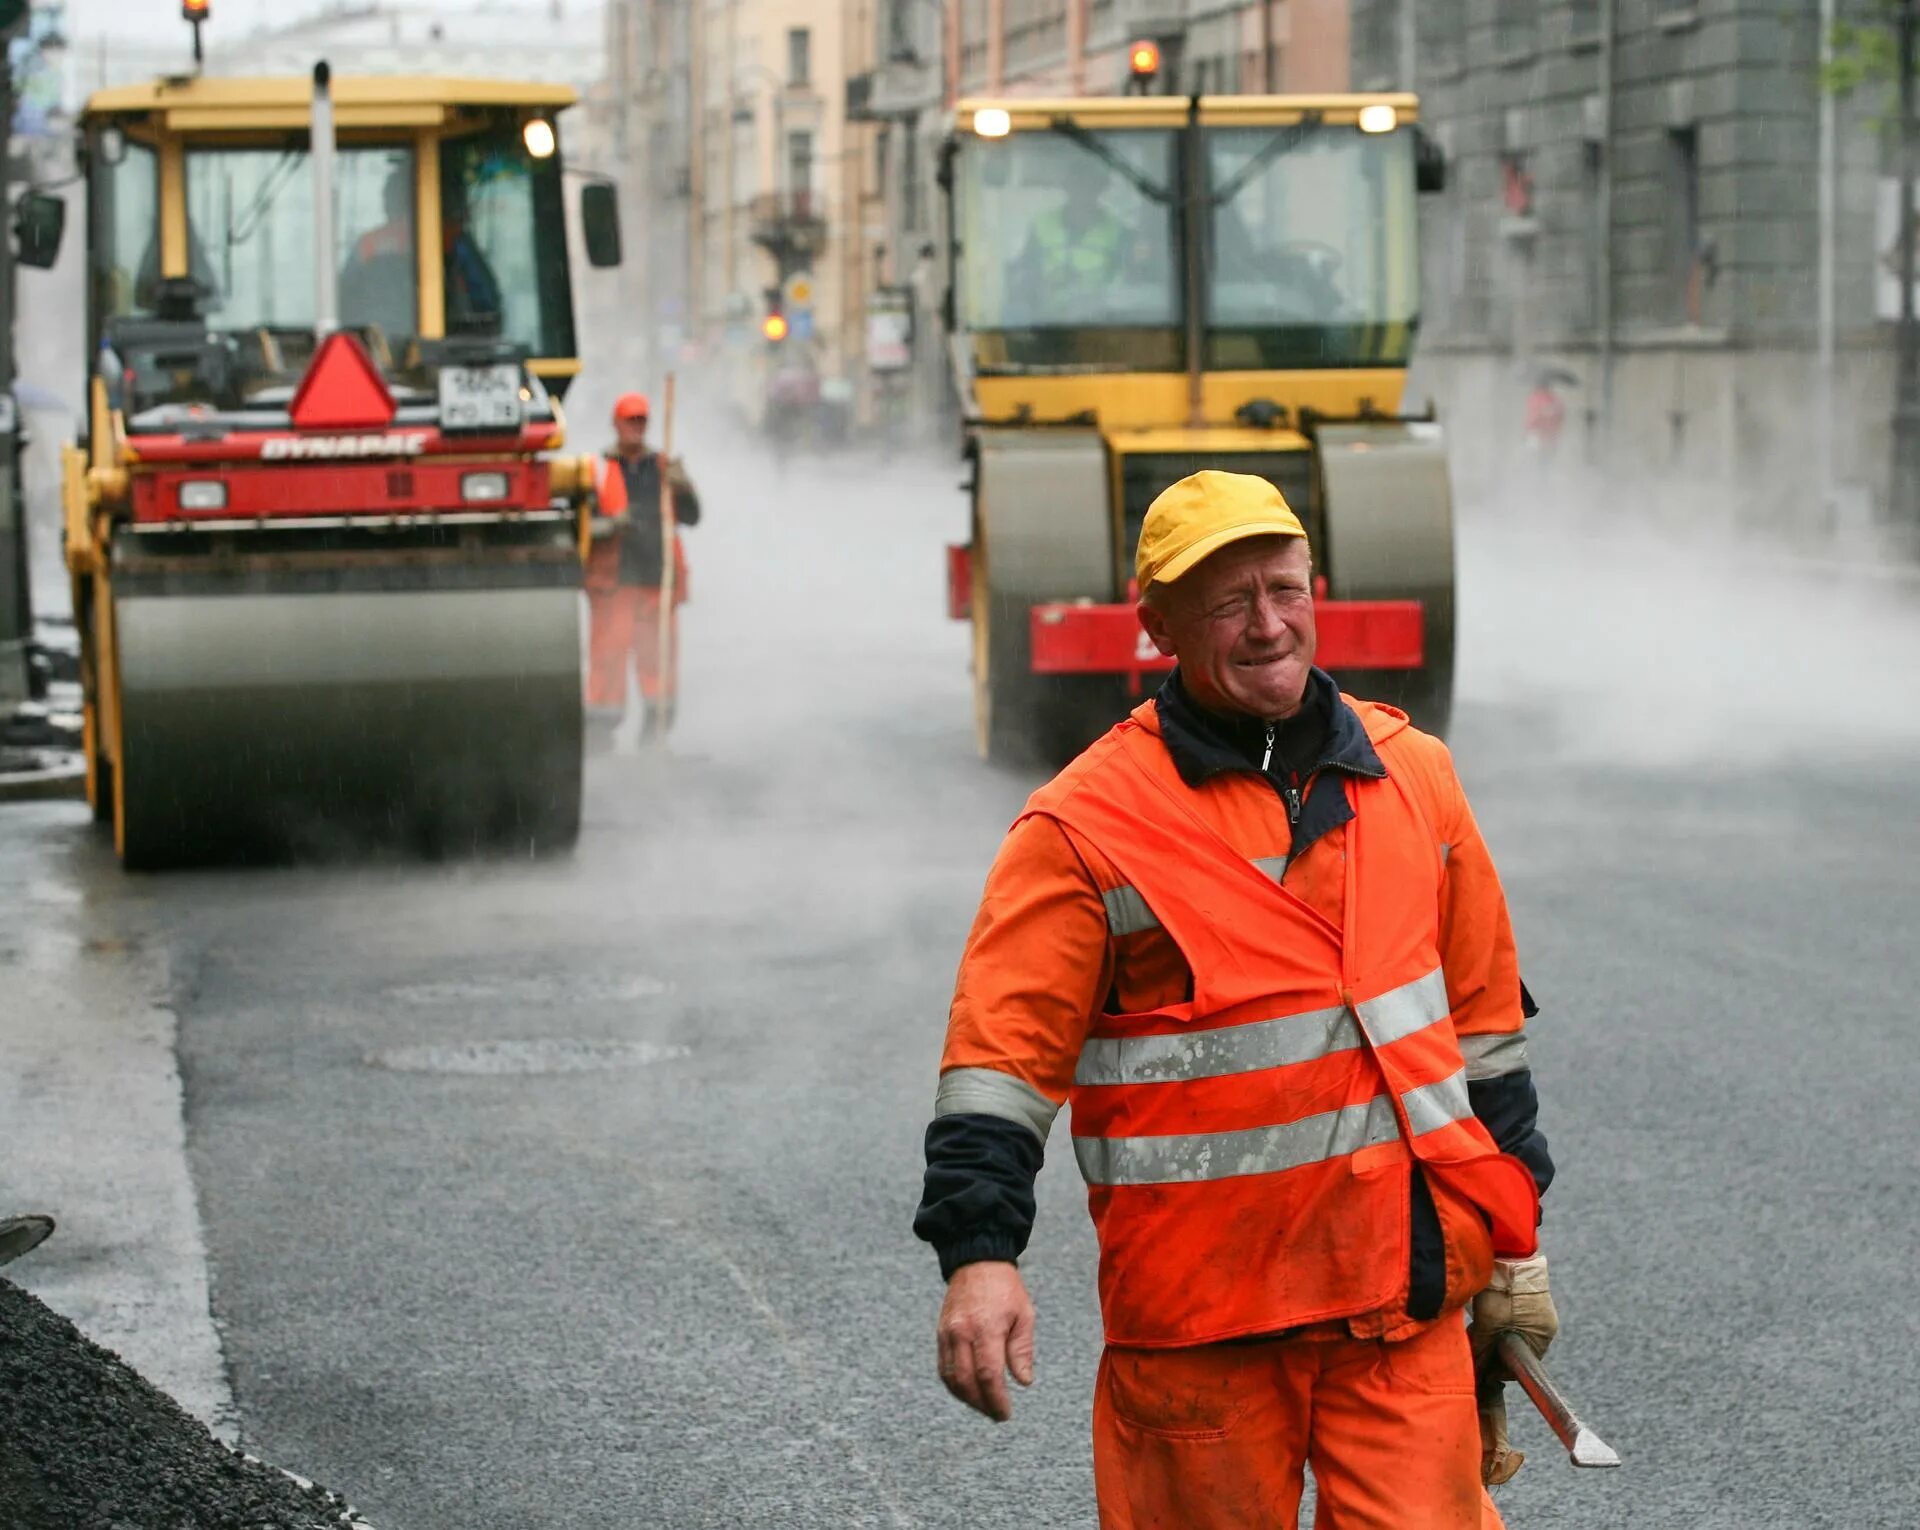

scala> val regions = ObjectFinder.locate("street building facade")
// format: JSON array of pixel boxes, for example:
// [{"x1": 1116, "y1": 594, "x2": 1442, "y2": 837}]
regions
[
  {"x1": 1350, "y1": 0, "x2": 1898, "y2": 533},
  {"x1": 591, "y1": 0, "x2": 886, "y2": 432}
]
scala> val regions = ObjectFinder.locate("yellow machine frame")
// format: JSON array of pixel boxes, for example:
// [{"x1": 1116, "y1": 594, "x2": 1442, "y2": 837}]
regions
[
  {"x1": 947, "y1": 92, "x2": 1456, "y2": 758},
  {"x1": 68, "y1": 74, "x2": 603, "y2": 858}
]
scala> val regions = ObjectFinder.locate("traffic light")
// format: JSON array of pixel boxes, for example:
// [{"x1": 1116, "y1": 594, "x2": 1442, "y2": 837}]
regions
[
  {"x1": 761, "y1": 286, "x2": 788, "y2": 343},
  {"x1": 182, "y1": 0, "x2": 211, "y2": 20},
  {"x1": 1126, "y1": 39, "x2": 1160, "y2": 94}
]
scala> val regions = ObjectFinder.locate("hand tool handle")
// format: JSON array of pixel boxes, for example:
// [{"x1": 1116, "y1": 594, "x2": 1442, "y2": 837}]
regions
[
  {"x1": 1498, "y1": 1333, "x2": 1578, "y2": 1447},
  {"x1": 1497, "y1": 1333, "x2": 1622, "y2": 1469}
]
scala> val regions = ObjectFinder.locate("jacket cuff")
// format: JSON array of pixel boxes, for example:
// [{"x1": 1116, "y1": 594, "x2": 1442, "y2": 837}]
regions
[{"x1": 936, "y1": 1231, "x2": 1023, "y2": 1282}]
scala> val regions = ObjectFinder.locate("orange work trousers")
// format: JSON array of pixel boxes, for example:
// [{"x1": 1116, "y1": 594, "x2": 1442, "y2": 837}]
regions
[
  {"x1": 1092, "y1": 1318, "x2": 1503, "y2": 1530},
  {"x1": 586, "y1": 585, "x2": 677, "y2": 712}
]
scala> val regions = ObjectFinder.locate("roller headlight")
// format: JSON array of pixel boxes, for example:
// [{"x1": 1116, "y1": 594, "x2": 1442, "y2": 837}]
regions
[
  {"x1": 461, "y1": 471, "x2": 512, "y2": 504},
  {"x1": 178, "y1": 480, "x2": 228, "y2": 511}
]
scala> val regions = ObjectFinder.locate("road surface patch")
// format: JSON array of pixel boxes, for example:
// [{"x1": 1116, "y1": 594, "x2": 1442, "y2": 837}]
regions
[
  {"x1": 385, "y1": 973, "x2": 667, "y2": 1005},
  {"x1": 368, "y1": 1038, "x2": 691, "y2": 1075}
]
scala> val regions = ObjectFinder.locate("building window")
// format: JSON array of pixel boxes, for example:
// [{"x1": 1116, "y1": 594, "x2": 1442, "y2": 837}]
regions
[
  {"x1": 788, "y1": 130, "x2": 814, "y2": 213},
  {"x1": 902, "y1": 118, "x2": 921, "y2": 233},
  {"x1": 1416, "y1": 0, "x2": 1462, "y2": 78},
  {"x1": 1568, "y1": 0, "x2": 1601, "y2": 44},
  {"x1": 1666, "y1": 124, "x2": 1703, "y2": 324},
  {"x1": 887, "y1": 0, "x2": 918, "y2": 62},
  {"x1": 1495, "y1": 0, "x2": 1536, "y2": 58},
  {"x1": 1583, "y1": 137, "x2": 1605, "y2": 332},
  {"x1": 788, "y1": 27, "x2": 811, "y2": 87},
  {"x1": 1356, "y1": 0, "x2": 1398, "y2": 89}
]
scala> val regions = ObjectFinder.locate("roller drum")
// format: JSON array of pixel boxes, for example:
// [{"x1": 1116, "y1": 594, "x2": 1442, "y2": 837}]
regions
[
  {"x1": 972, "y1": 428, "x2": 1123, "y2": 764},
  {"x1": 109, "y1": 541, "x2": 581, "y2": 867},
  {"x1": 1315, "y1": 420, "x2": 1456, "y2": 737}
]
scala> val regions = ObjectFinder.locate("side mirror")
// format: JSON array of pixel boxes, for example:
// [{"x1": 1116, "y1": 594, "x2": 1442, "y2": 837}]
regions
[
  {"x1": 14, "y1": 191, "x2": 66, "y2": 270},
  {"x1": 1414, "y1": 127, "x2": 1447, "y2": 195},
  {"x1": 581, "y1": 182, "x2": 622, "y2": 268}
]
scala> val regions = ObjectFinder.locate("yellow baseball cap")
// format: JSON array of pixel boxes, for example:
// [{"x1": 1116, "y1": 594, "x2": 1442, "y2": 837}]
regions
[{"x1": 1135, "y1": 470, "x2": 1307, "y2": 592}]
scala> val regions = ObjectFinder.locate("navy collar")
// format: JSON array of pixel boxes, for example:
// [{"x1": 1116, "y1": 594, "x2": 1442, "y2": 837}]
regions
[
  {"x1": 1154, "y1": 668, "x2": 1387, "y2": 861},
  {"x1": 1155, "y1": 667, "x2": 1386, "y2": 789}
]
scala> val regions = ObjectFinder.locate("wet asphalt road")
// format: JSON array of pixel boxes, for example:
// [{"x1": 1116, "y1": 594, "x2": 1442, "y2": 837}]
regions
[{"x1": 6, "y1": 418, "x2": 1920, "y2": 1529}]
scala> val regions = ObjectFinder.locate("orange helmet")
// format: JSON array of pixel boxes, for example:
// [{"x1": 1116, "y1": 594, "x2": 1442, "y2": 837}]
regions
[{"x1": 613, "y1": 392, "x2": 651, "y2": 422}]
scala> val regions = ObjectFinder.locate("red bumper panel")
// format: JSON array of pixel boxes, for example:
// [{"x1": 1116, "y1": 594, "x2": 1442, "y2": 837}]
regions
[
  {"x1": 131, "y1": 459, "x2": 553, "y2": 523},
  {"x1": 1029, "y1": 599, "x2": 1425, "y2": 676},
  {"x1": 947, "y1": 543, "x2": 972, "y2": 621}
]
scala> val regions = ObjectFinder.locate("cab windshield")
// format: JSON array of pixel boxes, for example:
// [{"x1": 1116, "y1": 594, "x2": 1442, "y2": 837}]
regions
[
  {"x1": 186, "y1": 144, "x2": 419, "y2": 343},
  {"x1": 1206, "y1": 125, "x2": 1418, "y2": 368},
  {"x1": 958, "y1": 127, "x2": 1181, "y2": 373},
  {"x1": 955, "y1": 118, "x2": 1421, "y2": 376},
  {"x1": 88, "y1": 122, "x2": 577, "y2": 379}
]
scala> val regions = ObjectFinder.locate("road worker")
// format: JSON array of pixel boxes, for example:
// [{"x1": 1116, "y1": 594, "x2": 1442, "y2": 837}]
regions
[
  {"x1": 585, "y1": 393, "x2": 701, "y2": 742},
  {"x1": 914, "y1": 470, "x2": 1561, "y2": 1527},
  {"x1": 1013, "y1": 170, "x2": 1134, "y2": 303}
]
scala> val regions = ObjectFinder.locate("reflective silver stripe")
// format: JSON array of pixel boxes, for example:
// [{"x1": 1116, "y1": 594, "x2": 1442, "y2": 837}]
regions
[
  {"x1": 1356, "y1": 967, "x2": 1450, "y2": 1047},
  {"x1": 1102, "y1": 884, "x2": 1159, "y2": 937},
  {"x1": 1075, "y1": 1004, "x2": 1359, "y2": 1087},
  {"x1": 1401, "y1": 1069, "x2": 1473, "y2": 1136},
  {"x1": 1101, "y1": 858, "x2": 1287, "y2": 937},
  {"x1": 935, "y1": 1067, "x2": 1060, "y2": 1143},
  {"x1": 1459, "y1": 1028, "x2": 1530, "y2": 1081},
  {"x1": 1074, "y1": 1094, "x2": 1401, "y2": 1186}
]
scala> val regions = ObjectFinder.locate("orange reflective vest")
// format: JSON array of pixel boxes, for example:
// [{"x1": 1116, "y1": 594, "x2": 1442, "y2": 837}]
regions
[
  {"x1": 587, "y1": 454, "x2": 689, "y2": 599},
  {"x1": 1021, "y1": 702, "x2": 1539, "y2": 1347}
]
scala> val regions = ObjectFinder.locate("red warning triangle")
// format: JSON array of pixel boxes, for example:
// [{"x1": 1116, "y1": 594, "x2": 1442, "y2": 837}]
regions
[{"x1": 289, "y1": 331, "x2": 397, "y2": 431}]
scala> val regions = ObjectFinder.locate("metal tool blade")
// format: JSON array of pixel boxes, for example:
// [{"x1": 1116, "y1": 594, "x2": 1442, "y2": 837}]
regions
[
  {"x1": 1498, "y1": 1332, "x2": 1621, "y2": 1470},
  {"x1": 0, "y1": 1214, "x2": 56, "y2": 1270}
]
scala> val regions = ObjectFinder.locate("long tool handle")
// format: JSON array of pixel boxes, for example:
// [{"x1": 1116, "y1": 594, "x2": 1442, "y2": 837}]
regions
[
  {"x1": 653, "y1": 372, "x2": 678, "y2": 741},
  {"x1": 1498, "y1": 1333, "x2": 1621, "y2": 1469}
]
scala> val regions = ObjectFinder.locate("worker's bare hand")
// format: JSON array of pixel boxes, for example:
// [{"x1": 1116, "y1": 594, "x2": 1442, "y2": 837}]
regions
[{"x1": 936, "y1": 1261, "x2": 1035, "y2": 1423}]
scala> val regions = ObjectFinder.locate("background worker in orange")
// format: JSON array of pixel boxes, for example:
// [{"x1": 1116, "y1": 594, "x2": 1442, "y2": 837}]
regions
[
  {"x1": 586, "y1": 393, "x2": 701, "y2": 741},
  {"x1": 914, "y1": 471, "x2": 1562, "y2": 1527}
]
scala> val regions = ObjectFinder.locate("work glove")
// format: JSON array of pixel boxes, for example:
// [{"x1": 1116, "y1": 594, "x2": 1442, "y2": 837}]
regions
[{"x1": 1467, "y1": 1253, "x2": 1558, "y2": 1486}]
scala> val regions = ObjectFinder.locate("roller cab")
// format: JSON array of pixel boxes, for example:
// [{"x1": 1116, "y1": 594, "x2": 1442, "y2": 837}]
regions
[
  {"x1": 65, "y1": 72, "x2": 620, "y2": 866},
  {"x1": 942, "y1": 95, "x2": 1455, "y2": 762}
]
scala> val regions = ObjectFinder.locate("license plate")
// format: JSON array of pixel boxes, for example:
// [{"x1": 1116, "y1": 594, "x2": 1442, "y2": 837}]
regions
[{"x1": 438, "y1": 364, "x2": 524, "y2": 432}]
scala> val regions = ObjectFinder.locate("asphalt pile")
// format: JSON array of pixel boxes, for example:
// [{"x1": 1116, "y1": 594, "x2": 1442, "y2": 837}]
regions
[{"x1": 0, "y1": 1276, "x2": 367, "y2": 1530}]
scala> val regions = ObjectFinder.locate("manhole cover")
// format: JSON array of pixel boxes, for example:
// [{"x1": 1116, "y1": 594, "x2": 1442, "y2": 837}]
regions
[
  {"x1": 386, "y1": 974, "x2": 668, "y2": 1006},
  {"x1": 369, "y1": 1039, "x2": 690, "y2": 1076}
]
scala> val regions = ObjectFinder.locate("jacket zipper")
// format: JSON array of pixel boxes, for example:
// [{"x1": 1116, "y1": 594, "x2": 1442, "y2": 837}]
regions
[{"x1": 1262, "y1": 724, "x2": 1304, "y2": 825}]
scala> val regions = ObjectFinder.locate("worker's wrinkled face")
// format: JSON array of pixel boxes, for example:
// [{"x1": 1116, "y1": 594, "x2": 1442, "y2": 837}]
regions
[
  {"x1": 615, "y1": 415, "x2": 649, "y2": 454},
  {"x1": 1138, "y1": 535, "x2": 1316, "y2": 722}
]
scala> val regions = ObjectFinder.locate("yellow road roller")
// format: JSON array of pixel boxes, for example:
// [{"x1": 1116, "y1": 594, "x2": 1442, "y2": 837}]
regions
[
  {"x1": 941, "y1": 93, "x2": 1455, "y2": 763},
  {"x1": 64, "y1": 64, "x2": 621, "y2": 867}
]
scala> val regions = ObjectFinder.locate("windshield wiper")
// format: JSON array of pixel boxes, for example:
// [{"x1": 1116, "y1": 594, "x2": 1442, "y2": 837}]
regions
[
  {"x1": 1045, "y1": 118, "x2": 1173, "y2": 205},
  {"x1": 227, "y1": 150, "x2": 303, "y2": 245},
  {"x1": 1210, "y1": 114, "x2": 1324, "y2": 207}
]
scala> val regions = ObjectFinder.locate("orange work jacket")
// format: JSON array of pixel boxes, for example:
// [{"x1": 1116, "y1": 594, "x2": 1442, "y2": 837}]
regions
[
  {"x1": 946, "y1": 698, "x2": 1538, "y2": 1348},
  {"x1": 586, "y1": 454, "x2": 689, "y2": 599}
]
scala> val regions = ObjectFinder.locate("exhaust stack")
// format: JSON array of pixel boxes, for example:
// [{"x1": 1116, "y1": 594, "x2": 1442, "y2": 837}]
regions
[{"x1": 311, "y1": 61, "x2": 339, "y2": 338}]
